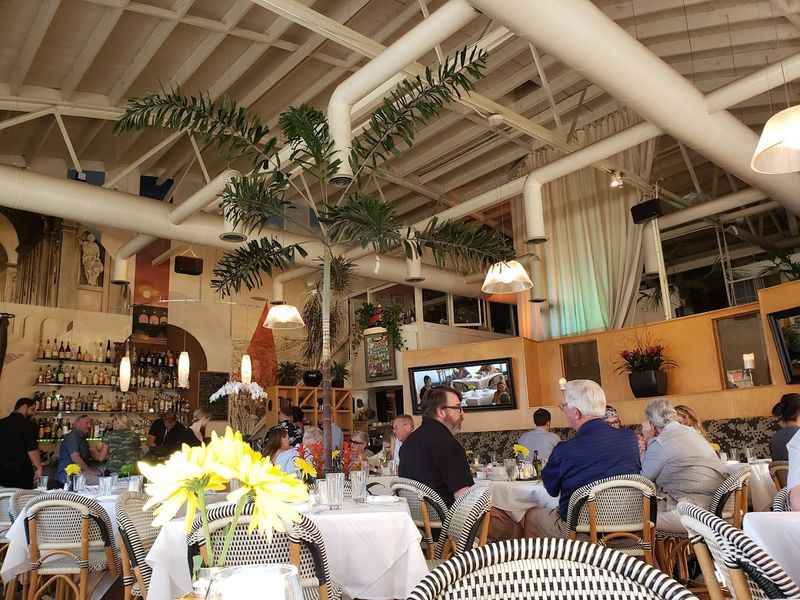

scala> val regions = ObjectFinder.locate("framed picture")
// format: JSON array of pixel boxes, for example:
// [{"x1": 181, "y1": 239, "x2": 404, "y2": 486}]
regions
[
  {"x1": 768, "y1": 307, "x2": 800, "y2": 384},
  {"x1": 364, "y1": 331, "x2": 396, "y2": 382}
]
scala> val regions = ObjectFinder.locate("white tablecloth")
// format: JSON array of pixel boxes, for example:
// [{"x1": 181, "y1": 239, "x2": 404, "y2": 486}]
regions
[
  {"x1": 475, "y1": 479, "x2": 559, "y2": 522},
  {"x1": 146, "y1": 498, "x2": 428, "y2": 600},
  {"x1": 0, "y1": 491, "x2": 120, "y2": 600},
  {"x1": 726, "y1": 460, "x2": 777, "y2": 512},
  {"x1": 743, "y1": 512, "x2": 800, "y2": 587}
]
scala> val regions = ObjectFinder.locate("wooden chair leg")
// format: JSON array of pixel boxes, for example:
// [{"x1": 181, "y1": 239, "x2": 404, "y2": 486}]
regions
[
  {"x1": 25, "y1": 572, "x2": 38, "y2": 600},
  {"x1": 692, "y1": 541, "x2": 724, "y2": 600},
  {"x1": 3, "y1": 576, "x2": 15, "y2": 600}
]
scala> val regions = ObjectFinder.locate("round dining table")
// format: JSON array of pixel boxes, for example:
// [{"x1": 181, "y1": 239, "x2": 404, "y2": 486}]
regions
[
  {"x1": 743, "y1": 511, "x2": 800, "y2": 587},
  {"x1": 145, "y1": 496, "x2": 428, "y2": 600}
]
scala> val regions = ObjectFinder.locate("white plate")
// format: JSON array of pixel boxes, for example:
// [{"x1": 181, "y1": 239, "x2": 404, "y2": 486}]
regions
[{"x1": 367, "y1": 495, "x2": 400, "y2": 504}]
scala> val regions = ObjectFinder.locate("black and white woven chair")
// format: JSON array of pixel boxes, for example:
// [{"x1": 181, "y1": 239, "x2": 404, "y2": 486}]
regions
[
  {"x1": 410, "y1": 538, "x2": 698, "y2": 600},
  {"x1": 709, "y1": 468, "x2": 751, "y2": 529},
  {"x1": 432, "y1": 486, "x2": 491, "y2": 561},
  {"x1": 390, "y1": 478, "x2": 448, "y2": 559},
  {"x1": 0, "y1": 489, "x2": 15, "y2": 600},
  {"x1": 9, "y1": 489, "x2": 43, "y2": 523},
  {"x1": 116, "y1": 492, "x2": 158, "y2": 600},
  {"x1": 566, "y1": 474, "x2": 658, "y2": 566},
  {"x1": 678, "y1": 501, "x2": 800, "y2": 600},
  {"x1": 768, "y1": 461, "x2": 788, "y2": 490},
  {"x1": 24, "y1": 491, "x2": 119, "y2": 600},
  {"x1": 188, "y1": 502, "x2": 341, "y2": 600},
  {"x1": 770, "y1": 488, "x2": 791, "y2": 513}
]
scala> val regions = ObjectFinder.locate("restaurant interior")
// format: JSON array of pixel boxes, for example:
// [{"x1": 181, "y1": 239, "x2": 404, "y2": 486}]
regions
[{"x1": 1, "y1": 0, "x2": 800, "y2": 599}]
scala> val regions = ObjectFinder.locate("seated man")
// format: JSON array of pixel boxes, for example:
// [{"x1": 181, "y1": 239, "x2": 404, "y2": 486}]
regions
[
  {"x1": 56, "y1": 415, "x2": 106, "y2": 485},
  {"x1": 517, "y1": 408, "x2": 561, "y2": 462},
  {"x1": 523, "y1": 380, "x2": 641, "y2": 538},
  {"x1": 640, "y1": 398, "x2": 728, "y2": 532},
  {"x1": 399, "y1": 386, "x2": 473, "y2": 507}
]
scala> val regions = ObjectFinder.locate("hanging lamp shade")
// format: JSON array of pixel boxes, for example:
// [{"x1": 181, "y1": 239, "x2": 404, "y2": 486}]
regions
[
  {"x1": 240, "y1": 354, "x2": 252, "y2": 384},
  {"x1": 405, "y1": 244, "x2": 424, "y2": 283},
  {"x1": 111, "y1": 257, "x2": 130, "y2": 285},
  {"x1": 118, "y1": 356, "x2": 131, "y2": 393},
  {"x1": 177, "y1": 351, "x2": 190, "y2": 388},
  {"x1": 642, "y1": 221, "x2": 661, "y2": 276},
  {"x1": 751, "y1": 105, "x2": 800, "y2": 174},
  {"x1": 264, "y1": 302, "x2": 305, "y2": 329},
  {"x1": 220, "y1": 206, "x2": 248, "y2": 242},
  {"x1": 481, "y1": 260, "x2": 533, "y2": 294},
  {"x1": 528, "y1": 256, "x2": 547, "y2": 303}
]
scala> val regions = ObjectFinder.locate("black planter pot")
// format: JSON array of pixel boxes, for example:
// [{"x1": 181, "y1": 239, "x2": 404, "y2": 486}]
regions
[
  {"x1": 628, "y1": 370, "x2": 668, "y2": 398},
  {"x1": 303, "y1": 369, "x2": 323, "y2": 387},
  {"x1": 331, "y1": 379, "x2": 344, "y2": 389}
]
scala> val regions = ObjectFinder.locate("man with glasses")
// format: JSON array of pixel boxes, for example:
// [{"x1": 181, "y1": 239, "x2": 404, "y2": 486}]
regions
[
  {"x1": 522, "y1": 380, "x2": 640, "y2": 538},
  {"x1": 399, "y1": 386, "x2": 473, "y2": 506}
]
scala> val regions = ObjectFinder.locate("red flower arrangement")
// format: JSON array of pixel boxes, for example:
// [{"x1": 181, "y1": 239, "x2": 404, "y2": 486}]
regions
[
  {"x1": 615, "y1": 332, "x2": 677, "y2": 373},
  {"x1": 296, "y1": 441, "x2": 356, "y2": 475}
]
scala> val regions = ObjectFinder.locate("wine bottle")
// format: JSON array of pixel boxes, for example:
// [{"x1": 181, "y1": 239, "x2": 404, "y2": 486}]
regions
[
  {"x1": 44, "y1": 338, "x2": 52, "y2": 359},
  {"x1": 66, "y1": 342, "x2": 72, "y2": 360},
  {"x1": 105, "y1": 340, "x2": 112, "y2": 363}
]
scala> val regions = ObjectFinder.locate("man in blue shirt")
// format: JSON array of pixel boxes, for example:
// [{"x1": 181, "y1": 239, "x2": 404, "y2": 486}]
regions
[{"x1": 523, "y1": 379, "x2": 641, "y2": 538}]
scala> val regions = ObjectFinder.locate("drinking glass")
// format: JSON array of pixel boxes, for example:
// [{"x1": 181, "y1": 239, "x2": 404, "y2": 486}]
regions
[
  {"x1": 744, "y1": 447, "x2": 756, "y2": 463},
  {"x1": 503, "y1": 459, "x2": 517, "y2": 481},
  {"x1": 128, "y1": 475, "x2": 144, "y2": 493},
  {"x1": 350, "y1": 469, "x2": 367, "y2": 503},
  {"x1": 110, "y1": 474, "x2": 119, "y2": 489},
  {"x1": 208, "y1": 565, "x2": 302, "y2": 600},
  {"x1": 36, "y1": 476, "x2": 48, "y2": 491},
  {"x1": 326, "y1": 473, "x2": 344, "y2": 510},
  {"x1": 98, "y1": 476, "x2": 114, "y2": 496},
  {"x1": 76, "y1": 475, "x2": 86, "y2": 492},
  {"x1": 718, "y1": 451, "x2": 728, "y2": 463},
  {"x1": 315, "y1": 480, "x2": 331, "y2": 507}
]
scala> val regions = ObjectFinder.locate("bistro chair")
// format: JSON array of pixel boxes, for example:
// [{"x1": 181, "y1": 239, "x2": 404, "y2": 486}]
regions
[
  {"x1": 0, "y1": 489, "x2": 16, "y2": 600},
  {"x1": 677, "y1": 501, "x2": 800, "y2": 600},
  {"x1": 768, "y1": 461, "x2": 788, "y2": 490},
  {"x1": 116, "y1": 492, "x2": 159, "y2": 600},
  {"x1": 9, "y1": 491, "x2": 43, "y2": 523},
  {"x1": 409, "y1": 538, "x2": 698, "y2": 600},
  {"x1": 432, "y1": 486, "x2": 491, "y2": 561},
  {"x1": 566, "y1": 474, "x2": 658, "y2": 566},
  {"x1": 188, "y1": 502, "x2": 341, "y2": 600},
  {"x1": 390, "y1": 478, "x2": 449, "y2": 559},
  {"x1": 770, "y1": 488, "x2": 791, "y2": 513},
  {"x1": 24, "y1": 491, "x2": 118, "y2": 600}
]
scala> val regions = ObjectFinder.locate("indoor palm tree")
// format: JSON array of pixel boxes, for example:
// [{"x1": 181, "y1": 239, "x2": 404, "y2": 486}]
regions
[{"x1": 116, "y1": 46, "x2": 513, "y2": 470}]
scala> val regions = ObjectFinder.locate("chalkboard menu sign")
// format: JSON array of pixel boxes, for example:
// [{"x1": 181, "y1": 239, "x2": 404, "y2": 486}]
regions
[
  {"x1": 364, "y1": 331, "x2": 396, "y2": 382},
  {"x1": 198, "y1": 370, "x2": 230, "y2": 420}
]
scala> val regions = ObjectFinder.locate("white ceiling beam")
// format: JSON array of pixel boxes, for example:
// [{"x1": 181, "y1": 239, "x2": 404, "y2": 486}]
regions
[
  {"x1": 105, "y1": 130, "x2": 184, "y2": 189},
  {"x1": 9, "y1": 0, "x2": 61, "y2": 96},
  {"x1": 61, "y1": 6, "x2": 125, "y2": 99},
  {"x1": 0, "y1": 108, "x2": 53, "y2": 132},
  {"x1": 678, "y1": 142, "x2": 703, "y2": 196},
  {"x1": 53, "y1": 111, "x2": 82, "y2": 174},
  {"x1": 528, "y1": 43, "x2": 561, "y2": 128}
]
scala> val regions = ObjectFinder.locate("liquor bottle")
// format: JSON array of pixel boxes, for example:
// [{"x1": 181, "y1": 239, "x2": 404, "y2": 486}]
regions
[
  {"x1": 66, "y1": 342, "x2": 72, "y2": 360},
  {"x1": 76, "y1": 346, "x2": 82, "y2": 362},
  {"x1": 44, "y1": 338, "x2": 51, "y2": 359},
  {"x1": 56, "y1": 365, "x2": 64, "y2": 384},
  {"x1": 159, "y1": 311, "x2": 168, "y2": 326},
  {"x1": 149, "y1": 311, "x2": 159, "y2": 326},
  {"x1": 36, "y1": 338, "x2": 43, "y2": 360},
  {"x1": 111, "y1": 370, "x2": 117, "y2": 387},
  {"x1": 56, "y1": 341, "x2": 63, "y2": 359},
  {"x1": 36, "y1": 367, "x2": 44, "y2": 384},
  {"x1": 532, "y1": 450, "x2": 543, "y2": 479},
  {"x1": 138, "y1": 308, "x2": 149, "y2": 325},
  {"x1": 105, "y1": 340, "x2": 112, "y2": 363}
]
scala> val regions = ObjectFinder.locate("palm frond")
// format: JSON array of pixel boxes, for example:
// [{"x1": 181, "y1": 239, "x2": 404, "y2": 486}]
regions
[
  {"x1": 301, "y1": 290, "x2": 344, "y2": 367},
  {"x1": 220, "y1": 173, "x2": 293, "y2": 235},
  {"x1": 211, "y1": 238, "x2": 308, "y2": 296},
  {"x1": 318, "y1": 255, "x2": 355, "y2": 294},
  {"x1": 413, "y1": 217, "x2": 514, "y2": 273},
  {"x1": 319, "y1": 194, "x2": 403, "y2": 253},
  {"x1": 348, "y1": 46, "x2": 488, "y2": 187},
  {"x1": 279, "y1": 105, "x2": 340, "y2": 184},
  {"x1": 115, "y1": 90, "x2": 276, "y2": 171}
]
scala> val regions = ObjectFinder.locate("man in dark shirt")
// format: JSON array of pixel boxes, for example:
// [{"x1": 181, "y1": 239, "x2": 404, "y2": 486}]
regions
[
  {"x1": 0, "y1": 398, "x2": 42, "y2": 489},
  {"x1": 147, "y1": 412, "x2": 199, "y2": 459},
  {"x1": 399, "y1": 386, "x2": 473, "y2": 506},
  {"x1": 523, "y1": 380, "x2": 641, "y2": 538},
  {"x1": 57, "y1": 415, "x2": 106, "y2": 484}
]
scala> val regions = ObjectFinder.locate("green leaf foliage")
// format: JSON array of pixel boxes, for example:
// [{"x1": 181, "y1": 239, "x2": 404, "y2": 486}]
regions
[
  {"x1": 220, "y1": 173, "x2": 292, "y2": 235},
  {"x1": 319, "y1": 194, "x2": 402, "y2": 253},
  {"x1": 279, "y1": 105, "x2": 340, "y2": 183},
  {"x1": 211, "y1": 238, "x2": 308, "y2": 296},
  {"x1": 413, "y1": 217, "x2": 514, "y2": 273}
]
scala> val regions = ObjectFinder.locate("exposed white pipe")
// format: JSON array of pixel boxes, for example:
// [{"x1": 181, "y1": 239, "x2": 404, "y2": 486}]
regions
[
  {"x1": 658, "y1": 188, "x2": 767, "y2": 230},
  {"x1": 705, "y1": 51, "x2": 800, "y2": 113},
  {"x1": 327, "y1": 0, "x2": 478, "y2": 184},
  {"x1": 470, "y1": 0, "x2": 800, "y2": 215}
]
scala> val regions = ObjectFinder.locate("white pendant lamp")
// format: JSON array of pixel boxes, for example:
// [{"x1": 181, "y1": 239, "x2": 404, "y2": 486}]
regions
[
  {"x1": 751, "y1": 105, "x2": 800, "y2": 174},
  {"x1": 481, "y1": 260, "x2": 533, "y2": 294},
  {"x1": 119, "y1": 355, "x2": 131, "y2": 393},
  {"x1": 178, "y1": 351, "x2": 190, "y2": 388},
  {"x1": 220, "y1": 206, "x2": 248, "y2": 242},
  {"x1": 404, "y1": 243, "x2": 424, "y2": 283},
  {"x1": 240, "y1": 354, "x2": 252, "y2": 384},
  {"x1": 264, "y1": 302, "x2": 305, "y2": 329}
]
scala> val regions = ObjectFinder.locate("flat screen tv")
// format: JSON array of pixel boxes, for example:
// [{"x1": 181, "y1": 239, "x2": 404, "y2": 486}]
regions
[
  {"x1": 768, "y1": 307, "x2": 800, "y2": 384},
  {"x1": 409, "y1": 357, "x2": 516, "y2": 414}
]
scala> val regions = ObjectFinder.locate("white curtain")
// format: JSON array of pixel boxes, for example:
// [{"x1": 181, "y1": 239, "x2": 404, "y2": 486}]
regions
[{"x1": 533, "y1": 110, "x2": 655, "y2": 337}]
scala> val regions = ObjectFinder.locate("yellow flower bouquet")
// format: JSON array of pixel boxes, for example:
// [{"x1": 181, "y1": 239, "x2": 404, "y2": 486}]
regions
[
  {"x1": 65, "y1": 463, "x2": 81, "y2": 476},
  {"x1": 512, "y1": 444, "x2": 530, "y2": 459},
  {"x1": 138, "y1": 427, "x2": 308, "y2": 569}
]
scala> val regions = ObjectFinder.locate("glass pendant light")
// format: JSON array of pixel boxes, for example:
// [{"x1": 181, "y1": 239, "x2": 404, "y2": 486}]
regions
[
  {"x1": 481, "y1": 260, "x2": 533, "y2": 294},
  {"x1": 119, "y1": 355, "x2": 131, "y2": 393},
  {"x1": 240, "y1": 354, "x2": 252, "y2": 384},
  {"x1": 751, "y1": 105, "x2": 800, "y2": 174},
  {"x1": 264, "y1": 302, "x2": 305, "y2": 329},
  {"x1": 178, "y1": 351, "x2": 190, "y2": 388}
]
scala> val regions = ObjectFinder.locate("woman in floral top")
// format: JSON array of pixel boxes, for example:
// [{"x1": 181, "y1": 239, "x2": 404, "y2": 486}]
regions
[{"x1": 103, "y1": 415, "x2": 141, "y2": 474}]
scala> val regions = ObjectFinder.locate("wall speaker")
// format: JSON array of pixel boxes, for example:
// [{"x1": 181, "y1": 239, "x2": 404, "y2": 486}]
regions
[
  {"x1": 630, "y1": 197, "x2": 664, "y2": 224},
  {"x1": 174, "y1": 255, "x2": 203, "y2": 276}
]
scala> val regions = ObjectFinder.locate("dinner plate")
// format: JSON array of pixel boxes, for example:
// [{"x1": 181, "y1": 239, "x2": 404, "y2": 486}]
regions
[{"x1": 366, "y1": 495, "x2": 400, "y2": 504}]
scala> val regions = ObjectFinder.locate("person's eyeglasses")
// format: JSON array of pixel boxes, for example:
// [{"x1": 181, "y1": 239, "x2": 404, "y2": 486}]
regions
[
  {"x1": 351, "y1": 441, "x2": 366, "y2": 446},
  {"x1": 559, "y1": 402, "x2": 568, "y2": 411},
  {"x1": 442, "y1": 405, "x2": 464, "y2": 413}
]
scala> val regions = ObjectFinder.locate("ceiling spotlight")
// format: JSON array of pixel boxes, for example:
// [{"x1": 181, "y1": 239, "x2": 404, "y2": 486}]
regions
[
  {"x1": 609, "y1": 170, "x2": 624, "y2": 189},
  {"x1": 487, "y1": 114, "x2": 504, "y2": 127}
]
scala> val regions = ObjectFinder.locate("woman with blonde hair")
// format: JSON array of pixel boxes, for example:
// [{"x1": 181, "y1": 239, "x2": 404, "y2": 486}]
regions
[
  {"x1": 674, "y1": 405, "x2": 719, "y2": 452},
  {"x1": 103, "y1": 414, "x2": 141, "y2": 474}
]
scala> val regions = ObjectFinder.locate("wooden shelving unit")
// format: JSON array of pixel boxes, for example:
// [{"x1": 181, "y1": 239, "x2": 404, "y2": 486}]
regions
[{"x1": 265, "y1": 386, "x2": 353, "y2": 433}]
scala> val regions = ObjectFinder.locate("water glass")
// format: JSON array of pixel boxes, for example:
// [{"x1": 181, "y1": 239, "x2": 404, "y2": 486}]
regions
[
  {"x1": 326, "y1": 473, "x2": 344, "y2": 510},
  {"x1": 208, "y1": 565, "x2": 302, "y2": 600},
  {"x1": 315, "y1": 480, "x2": 331, "y2": 506},
  {"x1": 110, "y1": 474, "x2": 119, "y2": 489},
  {"x1": 744, "y1": 447, "x2": 756, "y2": 463},
  {"x1": 36, "y1": 475, "x2": 48, "y2": 491},
  {"x1": 76, "y1": 474, "x2": 86, "y2": 492},
  {"x1": 350, "y1": 469, "x2": 367, "y2": 503},
  {"x1": 503, "y1": 459, "x2": 517, "y2": 481},
  {"x1": 718, "y1": 451, "x2": 728, "y2": 463},
  {"x1": 128, "y1": 475, "x2": 144, "y2": 493},
  {"x1": 98, "y1": 476, "x2": 114, "y2": 496}
]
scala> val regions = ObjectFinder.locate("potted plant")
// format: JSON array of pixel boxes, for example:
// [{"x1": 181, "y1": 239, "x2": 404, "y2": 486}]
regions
[
  {"x1": 302, "y1": 368, "x2": 323, "y2": 388},
  {"x1": 276, "y1": 361, "x2": 302, "y2": 386},
  {"x1": 330, "y1": 361, "x2": 349, "y2": 388},
  {"x1": 615, "y1": 334, "x2": 677, "y2": 398}
]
